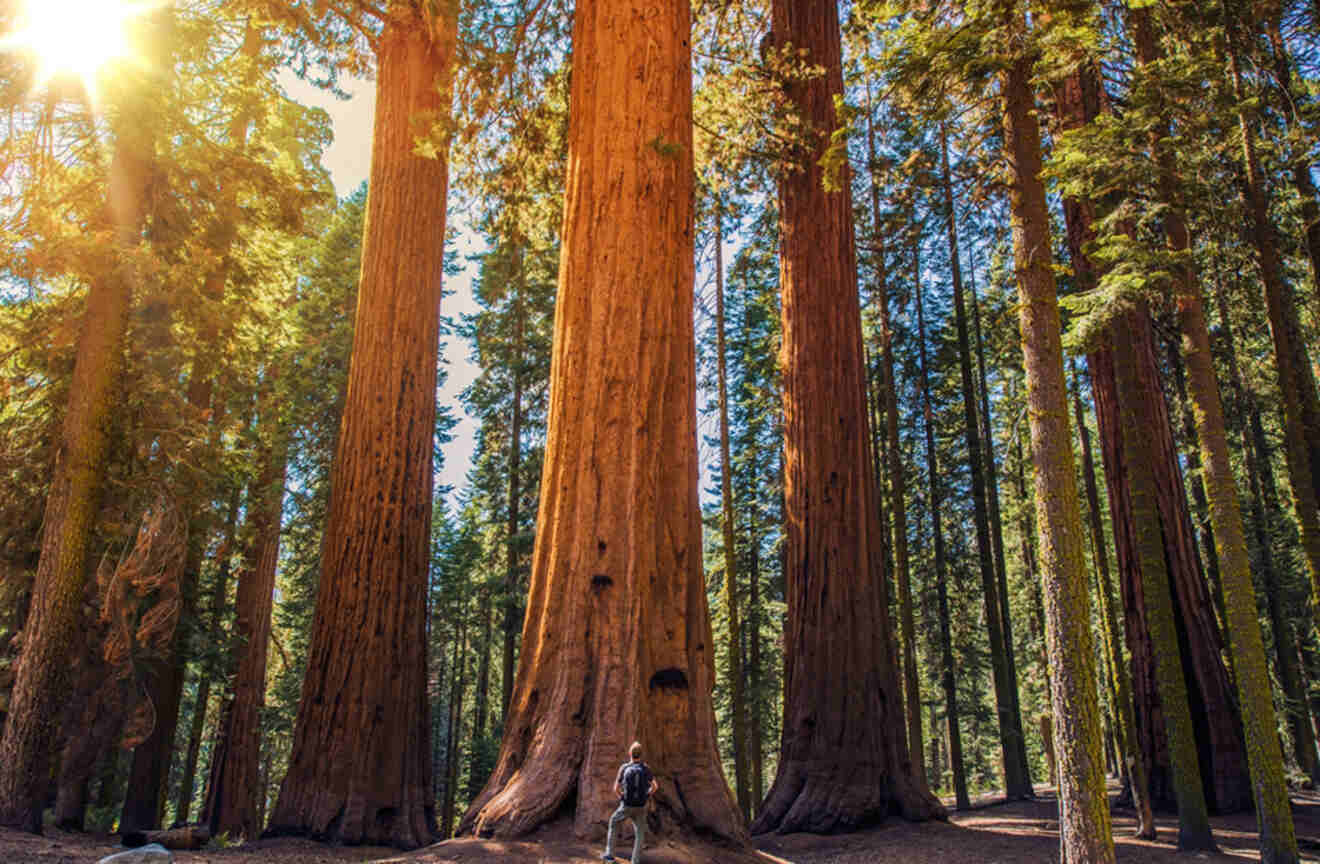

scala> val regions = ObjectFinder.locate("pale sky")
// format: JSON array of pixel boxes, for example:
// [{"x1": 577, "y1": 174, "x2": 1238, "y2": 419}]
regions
[{"x1": 279, "y1": 72, "x2": 484, "y2": 506}]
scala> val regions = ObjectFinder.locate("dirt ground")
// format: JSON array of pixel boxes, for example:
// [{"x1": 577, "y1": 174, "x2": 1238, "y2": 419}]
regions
[{"x1": 6, "y1": 785, "x2": 1320, "y2": 864}]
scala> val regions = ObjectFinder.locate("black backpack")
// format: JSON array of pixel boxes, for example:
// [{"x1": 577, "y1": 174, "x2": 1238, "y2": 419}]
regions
[{"x1": 621, "y1": 762, "x2": 649, "y2": 807}]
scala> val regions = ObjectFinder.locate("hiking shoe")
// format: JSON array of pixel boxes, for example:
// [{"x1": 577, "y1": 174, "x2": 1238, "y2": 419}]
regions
[{"x1": 602, "y1": 856, "x2": 616, "y2": 862}]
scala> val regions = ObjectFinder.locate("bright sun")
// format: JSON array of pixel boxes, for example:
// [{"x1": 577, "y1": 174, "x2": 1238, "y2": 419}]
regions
[{"x1": 5, "y1": 0, "x2": 150, "y2": 96}]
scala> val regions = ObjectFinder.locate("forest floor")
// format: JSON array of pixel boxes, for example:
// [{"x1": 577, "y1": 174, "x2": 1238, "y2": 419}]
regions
[{"x1": 6, "y1": 783, "x2": 1320, "y2": 863}]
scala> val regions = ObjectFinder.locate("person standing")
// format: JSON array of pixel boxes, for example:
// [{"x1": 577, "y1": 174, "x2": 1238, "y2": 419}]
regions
[{"x1": 603, "y1": 741, "x2": 658, "y2": 862}]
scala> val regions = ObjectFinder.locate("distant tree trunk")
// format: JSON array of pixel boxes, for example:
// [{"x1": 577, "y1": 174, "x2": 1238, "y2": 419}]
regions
[
  {"x1": 1258, "y1": 2, "x2": 1320, "y2": 297},
  {"x1": 939, "y1": 124, "x2": 1031, "y2": 800},
  {"x1": 914, "y1": 242, "x2": 969, "y2": 813},
  {"x1": 460, "y1": 0, "x2": 745, "y2": 844},
  {"x1": 174, "y1": 484, "x2": 241, "y2": 826},
  {"x1": 968, "y1": 253, "x2": 1023, "y2": 796},
  {"x1": 465, "y1": 594, "x2": 493, "y2": 799},
  {"x1": 204, "y1": 401, "x2": 288, "y2": 841},
  {"x1": 266, "y1": 7, "x2": 455, "y2": 849},
  {"x1": 1011, "y1": 437, "x2": 1052, "y2": 707},
  {"x1": 998, "y1": 9, "x2": 1113, "y2": 860},
  {"x1": 866, "y1": 107, "x2": 924, "y2": 787},
  {"x1": 713, "y1": 205, "x2": 750, "y2": 822},
  {"x1": 442, "y1": 619, "x2": 467, "y2": 839},
  {"x1": 1213, "y1": 276, "x2": 1320, "y2": 788},
  {"x1": 748, "y1": 537, "x2": 764, "y2": 813},
  {"x1": 1071, "y1": 363, "x2": 1155, "y2": 839},
  {"x1": 1221, "y1": 0, "x2": 1320, "y2": 636},
  {"x1": 0, "y1": 132, "x2": 153, "y2": 833},
  {"x1": 500, "y1": 259, "x2": 524, "y2": 725}
]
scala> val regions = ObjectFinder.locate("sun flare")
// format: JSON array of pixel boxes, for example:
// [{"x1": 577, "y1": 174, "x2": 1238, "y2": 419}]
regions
[{"x1": 5, "y1": 0, "x2": 153, "y2": 97}]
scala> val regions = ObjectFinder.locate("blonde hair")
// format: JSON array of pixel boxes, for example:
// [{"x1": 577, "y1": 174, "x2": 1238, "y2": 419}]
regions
[{"x1": 630, "y1": 741, "x2": 643, "y2": 760}]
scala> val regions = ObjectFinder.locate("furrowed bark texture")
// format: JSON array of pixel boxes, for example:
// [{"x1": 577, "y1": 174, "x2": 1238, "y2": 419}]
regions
[
  {"x1": 1090, "y1": 344, "x2": 1249, "y2": 814},
  {"x1": 0, "y1": 137, "x2": 152, "y2": 833},
  {"x1": 752, "y1": 0, "x2": 941, "y2": 834},
  {"x1": 265, "y1": 8, "x2": 453, "y2": 848},
  {"x1": 998, "y1": 16, "x2": 1113, "y2": 861},
  {"x1": 461, "y1": 0, "x2": 745, "y2": 845}
]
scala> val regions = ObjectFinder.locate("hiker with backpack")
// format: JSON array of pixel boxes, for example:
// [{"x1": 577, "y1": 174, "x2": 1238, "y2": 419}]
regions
[{"x1": 603, "y1": 741, "x2": 658, "y2": 862}]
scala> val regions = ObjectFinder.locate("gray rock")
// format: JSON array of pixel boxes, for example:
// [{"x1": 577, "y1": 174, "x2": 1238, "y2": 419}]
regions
[{"x1": 96, "y1": 843, "x2": 174, "y2": 864}]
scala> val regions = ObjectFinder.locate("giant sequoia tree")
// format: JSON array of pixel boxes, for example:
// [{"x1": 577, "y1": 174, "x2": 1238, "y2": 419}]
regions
[
  {"x1": 752, "y1": 0, "x2": 941, "y2": 834},
  {"x1": 460, "y1": 0, "x2": 745, "y2": 844},
  {"x1": 265, "y1": 3, "x2": 456, "y2": 848}
]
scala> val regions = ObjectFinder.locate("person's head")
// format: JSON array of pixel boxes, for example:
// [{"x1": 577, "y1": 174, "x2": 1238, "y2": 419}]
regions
[{"x1": 630, "y1": 741, "x2": 643, "y2": 761}]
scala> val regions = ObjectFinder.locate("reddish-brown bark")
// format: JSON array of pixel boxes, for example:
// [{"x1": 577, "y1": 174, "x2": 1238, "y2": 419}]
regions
[
  {"x1": 751, "y1": 0, "x2": 940, "y2": 834},
  {"x1": 265, "y1": 7, "x2": 454, "y2": 849},
  {"x1": 1089, "y1": 341, "x2": 1249, "y2": 814},
  {"x1": 461, "y1": 0, "x2": 745, "y2": 846}
]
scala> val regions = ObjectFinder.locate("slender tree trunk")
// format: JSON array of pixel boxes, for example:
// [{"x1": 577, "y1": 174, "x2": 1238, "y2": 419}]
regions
[
  {"x1": 866, "y1": 109, "x2": 924, "y2": 787},
  {"x1": 939, "y1": 124, "x2": 1031, "y2": 800},
  {"x1": 267, "y1": 8, "x2": 455, "y2": 848},
  {"x1": 175, "y1": 485, "x2": 241, "y2": 826},
  {"x1": 204, "y1": 401, "x2": 288, "y2": 841},
  {"x1": 466, "y1": 594, "x2": 493, "y2": 800},
  {"x1": 998, "y1": 10, "x2": 1113, "y2": 859},
  {"x1": 968, "y1": 253, "x2": 1023, "y2": 796},
  {"x1": 914, "y1": 240, "x2": 969, "y2": 812},
  {"x1": 0, "y1": 131, "x2": 153, "y2": 833},
  {"x1": 500, "y1": 259, "x2": 524, "y2": 725},
  {"x1": 1213, "y1": 276, "x2": 1320, "y2": 787},
  {"x1": 461, "y1": 0, "x2": 745, "y2": 844},
  {"x1": 750, "y1": 0, "x2": 939, "y2": 834},
  {"x1": 442, "y1": 620, "x2": 467, "y2": 839},
  {"x1": 1222, "y1": 0, "x2": 1320, "y2": 636},
  {"x1": 748, "y1": 536, "x2": 764, "y2": 814},
  {"x1": 1258, "y1": 2, "x2": 1320, "y2": 297},
  {"x1": 714, "y1": 205, "x2": 750, "y2": 822},
  {"x1": 1071, "y1": 363, "x2": 1155, "y2": 839}
]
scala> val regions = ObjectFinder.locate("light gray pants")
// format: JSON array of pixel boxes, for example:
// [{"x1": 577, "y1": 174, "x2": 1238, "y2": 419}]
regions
[{"x1": 604, "y1": 802, "x2": 646, "y2": 861}]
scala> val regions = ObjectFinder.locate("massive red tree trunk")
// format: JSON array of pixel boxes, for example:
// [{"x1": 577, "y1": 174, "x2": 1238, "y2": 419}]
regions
[
  {"x1": 265, "y1": 7, "x2": 454, "y2": 848},
  {"x1": 461, "y1": 0, "x2": 745, "y2": 846},
  {"x1": 752, "y1": 0, "x2": 941, "y2": 834}
]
